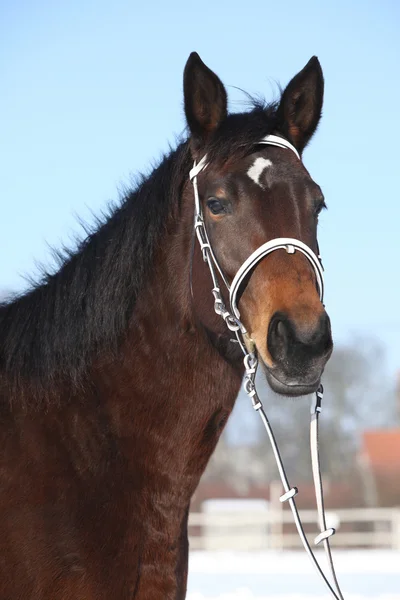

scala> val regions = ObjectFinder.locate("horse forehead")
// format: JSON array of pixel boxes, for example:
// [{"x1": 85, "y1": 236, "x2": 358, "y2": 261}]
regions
[
  {"x1": 246, "y1": 157, "x2": 273, "y2": 189},
  {"x1": 207, "y1": 152, "x2": 309, "y2": 193},
  {"x1": 243, "y1": 152, "x2": 314, "y2": 194}
]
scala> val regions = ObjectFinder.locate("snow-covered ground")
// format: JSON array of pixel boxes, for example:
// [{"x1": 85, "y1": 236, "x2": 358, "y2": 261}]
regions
[{"x1": 187, "y1": 550, "x2": 400, "y2": 599}]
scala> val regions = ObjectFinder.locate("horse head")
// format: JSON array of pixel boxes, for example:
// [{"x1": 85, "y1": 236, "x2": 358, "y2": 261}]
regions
[{"x1": 184, "y1": 53, "x2": 332, "y2": 397}]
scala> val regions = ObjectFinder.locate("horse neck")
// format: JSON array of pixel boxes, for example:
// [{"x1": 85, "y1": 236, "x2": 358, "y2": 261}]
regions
[{"x1": 0, "y1": 165, "x2": 245, "y2": 599}]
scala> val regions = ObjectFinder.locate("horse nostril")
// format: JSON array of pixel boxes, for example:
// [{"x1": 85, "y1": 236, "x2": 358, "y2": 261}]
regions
[
  {"x1": 276, "y1": 320, "x2": 287, "y2": 340},
  {"x1": 268, "y1": 310, "x2": 333, "y2": 367},
  {"x1": 268, "y1": 313, "x2": 290, "y2": 361},
  {"x1": 317, "y1": 312, "x2": 333, "y2": 353}
]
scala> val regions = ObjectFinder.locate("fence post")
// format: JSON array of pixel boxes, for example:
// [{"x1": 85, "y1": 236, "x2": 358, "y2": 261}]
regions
[
  {"x1": 269, "y1": 480, "x2": 284, "y2": 550},
  {"x1": 392, "y1": 508, "x2": 400, "y2": 550}
]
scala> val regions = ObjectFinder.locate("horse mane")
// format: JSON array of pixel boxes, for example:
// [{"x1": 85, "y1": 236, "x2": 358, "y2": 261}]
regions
[{"x1": 0, "y1": 101, "x2": 278, "y2": 407}]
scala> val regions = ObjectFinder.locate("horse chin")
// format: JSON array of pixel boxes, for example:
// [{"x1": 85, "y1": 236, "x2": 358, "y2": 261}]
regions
[{"x1": 260, "y1": 362, "x2": 321, "y2": 398}]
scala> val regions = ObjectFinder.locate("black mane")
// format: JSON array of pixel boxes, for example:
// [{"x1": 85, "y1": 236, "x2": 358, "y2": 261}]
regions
[{"x1": 0, "y1": 103, "x2": 277, "y2": 403}]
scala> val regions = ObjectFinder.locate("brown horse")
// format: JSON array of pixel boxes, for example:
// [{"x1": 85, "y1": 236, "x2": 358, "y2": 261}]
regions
[{"x1": 0, "y1": 53, "x2": 332, "y2": 599}]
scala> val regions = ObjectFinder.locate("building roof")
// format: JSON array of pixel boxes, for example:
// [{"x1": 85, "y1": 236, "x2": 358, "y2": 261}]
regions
[{"x1": 362, "y1": 429, "x2": 400, "y2": 471}]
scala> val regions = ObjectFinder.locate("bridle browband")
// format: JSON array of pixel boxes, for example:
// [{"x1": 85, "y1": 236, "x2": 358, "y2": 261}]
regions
[{"x1": 189, "y1": 134, "x2": 345, "y2": 600}]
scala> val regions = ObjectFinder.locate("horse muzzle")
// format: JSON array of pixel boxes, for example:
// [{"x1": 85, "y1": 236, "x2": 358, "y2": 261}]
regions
[{"x1": 263, "y1": 310, "x2": 333, "y2": 397}]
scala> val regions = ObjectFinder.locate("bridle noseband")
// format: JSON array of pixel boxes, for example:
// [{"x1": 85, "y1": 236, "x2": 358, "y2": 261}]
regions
[
  {"x1": 189, "y1": 135, "x2": 345, "y2": 600},
  {"x1": 230, "y1": 237, "x2": 324, "y2": 320}
]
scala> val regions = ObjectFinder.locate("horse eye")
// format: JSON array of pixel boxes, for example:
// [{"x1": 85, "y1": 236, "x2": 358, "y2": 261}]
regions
[
  {"x1": 207, "y1": 198, "x2": 226, "y2": 215},
  {"x1": 315, "y1": 200, "x2": 326, "y2": 216}
]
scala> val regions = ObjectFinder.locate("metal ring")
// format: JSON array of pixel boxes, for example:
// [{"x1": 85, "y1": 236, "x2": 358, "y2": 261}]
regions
[{"x1": 244, "y1": 353, "x2": 257, "y2": 371}]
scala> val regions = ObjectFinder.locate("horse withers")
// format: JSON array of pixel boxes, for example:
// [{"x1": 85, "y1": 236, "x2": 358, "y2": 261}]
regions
[{"x1": 0, "y1": 53, "x2": 332, "y2": 599}]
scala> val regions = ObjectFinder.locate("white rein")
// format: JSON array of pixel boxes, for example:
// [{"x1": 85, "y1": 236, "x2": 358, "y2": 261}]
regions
[{"x1": 189, "y1": 134, "x2": 345, "y2": 600}]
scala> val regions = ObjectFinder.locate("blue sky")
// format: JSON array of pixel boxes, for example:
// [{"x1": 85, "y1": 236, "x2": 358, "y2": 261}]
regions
[{"x1": 1, "y1": 0, "x2": 399, "y2": 377}]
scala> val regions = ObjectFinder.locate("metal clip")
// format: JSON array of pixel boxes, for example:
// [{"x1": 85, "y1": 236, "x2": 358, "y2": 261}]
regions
[
  {"x1": 244, "y1": 377, "x2": 254, "y2": 394},
  {"x1": 224, "y1": 314, "x2": 241, "y2": 331},
  {"x1": 316, "y1": 385, "x2": 323, "y2": 412},
  {"x1": 212, "y1": 288, "x2": 225, "y2": 315},
  {"x1": 244, "y1": 352, "x2": 257, "y2": 370}
]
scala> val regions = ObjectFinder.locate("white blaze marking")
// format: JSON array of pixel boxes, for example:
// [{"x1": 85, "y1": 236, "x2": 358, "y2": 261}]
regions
[{"x1": 247, "y1": 157, "x2": 273, "y2": 188}]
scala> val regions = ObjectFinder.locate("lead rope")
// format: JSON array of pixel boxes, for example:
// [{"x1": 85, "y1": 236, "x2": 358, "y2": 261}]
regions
[
  {"x1": 310, "y1": 386, "x2": 345, "y2": 600},
  {"x1": 189, "y1": 137, "x2": 345, "y2": 600},
  {"x1": 244, "y1": 352, "x2": 344, "y2": 600}
]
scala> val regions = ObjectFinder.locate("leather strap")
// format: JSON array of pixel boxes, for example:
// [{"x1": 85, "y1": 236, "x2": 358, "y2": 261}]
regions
[
  {"x1": 259, "y1": 134, "x2": 301, "y2": 160},
  {"x1": 229, "y1": 237, "x2": 324, "y2": 318}
]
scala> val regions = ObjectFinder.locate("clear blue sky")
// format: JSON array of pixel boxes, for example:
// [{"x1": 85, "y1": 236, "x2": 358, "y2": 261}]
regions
[{"x1": 1, "y1": 0, "x2": 399, "y2": 378}]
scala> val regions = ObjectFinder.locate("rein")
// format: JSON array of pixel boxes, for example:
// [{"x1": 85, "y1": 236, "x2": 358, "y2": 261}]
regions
[{"x1": 189, "y1": 135, "x2": 345, "y2": 600}]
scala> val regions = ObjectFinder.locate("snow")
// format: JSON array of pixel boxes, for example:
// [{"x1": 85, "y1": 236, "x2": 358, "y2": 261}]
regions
[{"x1": 187, "y1": 550, "x2": 400, "y2": 599}]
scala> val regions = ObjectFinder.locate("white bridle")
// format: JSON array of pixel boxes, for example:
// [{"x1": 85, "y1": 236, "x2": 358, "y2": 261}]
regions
[
  {"x1": 190, "y1": 134, "x2": 324, "y2": 320},
  {"x1": 189, "y1": 134, "x2": 345, "y2": 600},
  {"x1": 230, "y1": 237, "x2": 324, "y2": 319}
]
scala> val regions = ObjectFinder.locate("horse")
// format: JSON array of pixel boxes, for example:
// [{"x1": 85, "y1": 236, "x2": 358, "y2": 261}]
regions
[{"x1": 0, "y1": 52, "x2": 332, "y2": 599}]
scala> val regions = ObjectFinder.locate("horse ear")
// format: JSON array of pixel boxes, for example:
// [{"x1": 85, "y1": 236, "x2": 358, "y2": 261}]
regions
[
  {"x1": 183, "y1": 52, "x2": 227, "y2": 151},
  {"x1": 276, "y1": 56, "x2": 324, "y2": 153}
]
